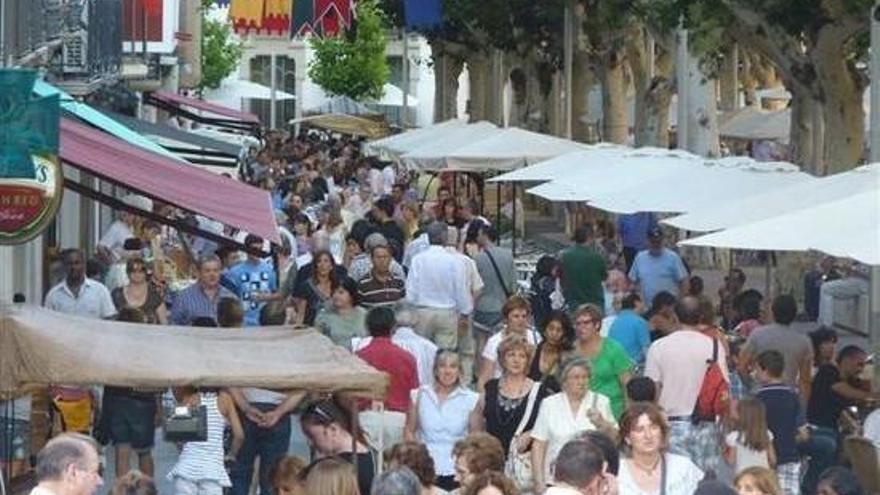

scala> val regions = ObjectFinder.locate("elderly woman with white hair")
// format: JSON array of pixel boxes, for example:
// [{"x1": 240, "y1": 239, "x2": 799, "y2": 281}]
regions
[
  {"x1": 530, "y1": 357, "x2": 618, "y2": 494},
  {"x1": 404, "y1": 350, "x2": 479, "y2": 492}
]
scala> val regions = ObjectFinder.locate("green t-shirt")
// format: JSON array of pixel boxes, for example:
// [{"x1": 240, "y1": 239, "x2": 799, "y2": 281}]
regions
[
  {"x1": 588, "y1": 338, "x2": 633, "y2": 419},
  {"x1": 560, "y1": 244, "x2": 608, "y2": 309}
]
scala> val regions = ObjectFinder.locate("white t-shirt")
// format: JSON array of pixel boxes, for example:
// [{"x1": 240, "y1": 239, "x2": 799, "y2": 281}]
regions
[
  {"x1": 99, "y1": 220, "x2": 134, "y2": 262},
  {"x1": 618, "y1": 453, "x2": 703, "y2": 495},
  {"x1": 864, "y1": 409, "x2": 880, "y2": 453},
  {"x1": 531, "y1": 391, "x2": 617, "y2": 482},
  {"x1": 482, "y1": 328, "x2": 542, "y2": 378},
  {"x1": 725, "y1": 430, "x2": 774, "y2": 474},
  {"x1": 644, "y1": 329, "x2": 729, "y2": 417}
]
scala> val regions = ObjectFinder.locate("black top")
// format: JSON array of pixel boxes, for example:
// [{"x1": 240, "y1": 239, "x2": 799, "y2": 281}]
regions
[
  {"x1": 111, "y1": 284, "x2": 164, "y2": 324},
  {"x1": 304, "y1": 452, "x2": 374, "y2": 495},
  {"x1": 527, "y1": 343, "x2": 561, "y2": 394},
  {"x1": 755, "y1": 384, "x2": 804, "y2": 464},
  {"x1": 807, "y1": 364, "x2": 852, "y2": 430},
  {"x1": 483, "y1": 379, "x2": 551, "y2": 455}
]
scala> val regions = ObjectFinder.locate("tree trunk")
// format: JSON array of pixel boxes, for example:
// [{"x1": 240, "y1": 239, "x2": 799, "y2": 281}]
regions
[
  {"x1": 627, "y1": 26, "x2": 674, "y2": 147},
  {"x1": 740, "y1": 51, "x2": 759, "y2": 107},
  {"x1": 465, "y1": 50, "x2": 491, "y2": 122},
  {"x1": 483, "y1": 49, "x2": 506, "y2": 126},
  {"x1": 507, "y1": 62, "x2": 527, "y2": 128},
  {"x1": 429, "y1": 39, "x2": 465, "y2": 122},
  {"x1": 788, "y1": 88, "x2": 817, "y2": 168},
  {"x1": 571, "y1": 51, "x2": 597, "y2": 143},
  {"x1": 598, "y1": 46, "x2": 628, "y2": 144},
  {"x1": 719, "y1": 44, "x2": 738, "y2": 111},
  {"x1": 813, "y1": 32, "x2": 866, "y2": 174},
  {"x1": 680, "y1": 43, "x2": 720, "y2": 156}
]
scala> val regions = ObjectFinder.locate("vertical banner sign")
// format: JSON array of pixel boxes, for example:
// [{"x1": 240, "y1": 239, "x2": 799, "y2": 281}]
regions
[{"x1": 0, "y1": 70, "x2": 62, "y2": 244}]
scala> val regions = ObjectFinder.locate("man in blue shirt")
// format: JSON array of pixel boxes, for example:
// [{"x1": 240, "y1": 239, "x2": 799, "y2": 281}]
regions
[
  {"x1": 617, "y1": 212, "x2": 657, "y2": 272},
  {"x1": 628, "y1": 227, "x2": 689, "y2": 304},
  {"x1": 607, "y1": 293, "x2": 651, "y2": 364},
  {"x1": 225, "y1": 235, "x2": 278, "y2": 327}
]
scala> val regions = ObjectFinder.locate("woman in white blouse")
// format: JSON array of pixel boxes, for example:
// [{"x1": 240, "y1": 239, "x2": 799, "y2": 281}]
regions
[
  {"x1": 617, "y1": 402, "x2": 703, "y2": 495},
  {"x1": 531, "y1": 357, "x2": 618, "y2": 493},
  {"x1": 405, "y1": 350, "x2": 480, "y2": 492}
]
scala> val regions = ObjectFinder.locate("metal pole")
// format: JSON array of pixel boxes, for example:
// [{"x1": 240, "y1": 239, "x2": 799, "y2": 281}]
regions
[
  {"x1": 647, "y1": 32, "x2": 655, "y2": 80},
  {"x1": 142, "y1": 1, "x2": 148, "y2": 58},
  {"x1": 869, "y1": 3, "x2": 880, "y2": 386},
  {"x1": 0, "y1": 0, "x2": 5, "y2": 67},
  {"x1": 402, "y1": 29, "x2": 409, "y2": 127},
  {"x1": 563, "y1": 2, "x2": 573, "y2": 139},
  {"x1": 270, "y1": 53, "x2": 277, "y2": 129},
  {"x1": 511, "y1": 183, "x2": 517, "y2": 256}
]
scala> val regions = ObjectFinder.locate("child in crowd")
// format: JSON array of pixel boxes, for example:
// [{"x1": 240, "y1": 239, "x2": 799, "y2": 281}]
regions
[
  {"x1": 724, "y1": 398, "x2": 776, "y2": 474},
  {"x1": 270, "y1": 456, "x2": 307, "y2": 495},
  {"x1": 734, "y1": 467, "x2": 783, "y2": 495},
  {"x1": 752, "y1": 350, "x2": 807, "y2": 495}
]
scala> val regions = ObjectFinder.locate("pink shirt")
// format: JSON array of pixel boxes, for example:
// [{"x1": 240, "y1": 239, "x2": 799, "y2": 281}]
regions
[{"x1": 645, "y1": 329, "x2": 729, "y2": 417}]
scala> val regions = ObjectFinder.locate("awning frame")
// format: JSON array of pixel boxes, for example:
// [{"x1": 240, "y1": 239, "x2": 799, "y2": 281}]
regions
[
  {"x1": 63, "y1": 178, "x2": 267, "y2": 257},
  {"x1": 144, "y1": 91, "x2": 261, "y2": 135}
]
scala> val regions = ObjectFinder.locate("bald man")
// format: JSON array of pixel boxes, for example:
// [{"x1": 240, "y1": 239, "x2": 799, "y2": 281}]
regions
[{"x1": 31, "y1": 433, "x2": 103, "y2": 495}]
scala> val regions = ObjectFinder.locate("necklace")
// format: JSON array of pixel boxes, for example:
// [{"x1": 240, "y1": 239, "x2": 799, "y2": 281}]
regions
[{"x1": 631, "y1": 455, "x2": 661, "y2": 476}]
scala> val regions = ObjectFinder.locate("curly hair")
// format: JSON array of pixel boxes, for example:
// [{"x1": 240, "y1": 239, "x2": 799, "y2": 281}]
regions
[
  {"x1": 463, "y1": 471, "x2": 519, "y2": 495},
  {"x1": 387, "y1": 441, "x2": 436, "y2": 487},
  {"x1": 452, "y1": 433, "x2": 505, "y2": 476}
]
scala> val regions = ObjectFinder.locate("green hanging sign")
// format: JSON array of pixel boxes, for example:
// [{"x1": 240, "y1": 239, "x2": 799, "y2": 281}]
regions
[{"x1": 0, "y1": 69, "x2": 62, "y2": 245}]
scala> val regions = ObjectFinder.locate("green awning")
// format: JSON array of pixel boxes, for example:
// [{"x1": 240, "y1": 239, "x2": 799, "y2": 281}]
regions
[{"x1": 33, "y1": 80, "x2": 186, "y2": 162}]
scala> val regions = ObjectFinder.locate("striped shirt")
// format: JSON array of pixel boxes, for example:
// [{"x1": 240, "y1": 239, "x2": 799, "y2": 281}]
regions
[
  {"x1": 357, "y1": 272, "x2": 406, "y2": 309},
  {"x1": 170, "y1": 282, "x2": 237, "y2": 326},
  {"x1": 167, "y1": 392, "x2": 230, "y2": 486}
]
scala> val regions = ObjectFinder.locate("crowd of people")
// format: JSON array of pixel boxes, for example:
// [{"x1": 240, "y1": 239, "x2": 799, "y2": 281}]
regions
[{"x1": 1, "y1": 129, "x2": 877, "y2": 495}]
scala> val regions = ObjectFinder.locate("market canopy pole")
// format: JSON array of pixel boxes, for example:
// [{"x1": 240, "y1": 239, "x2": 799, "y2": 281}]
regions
[{"x1": 869, "y1": 2, "x2": 880, "y2": 376}]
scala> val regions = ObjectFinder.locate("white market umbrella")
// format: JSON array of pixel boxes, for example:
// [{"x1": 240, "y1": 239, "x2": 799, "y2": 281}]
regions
[
  {"x1": 585, "y1": 159, "x2": 811, "y2": 214},
  {"x1": 204, "y1": 78, "x2": 296, "y2": 110},
  {"x1": 363, "y1": 119, "x2": 467, "y2": 159},
  {"x1": 400, "y1": 121, "x2": 502, "y2": 171},
  {"x1": 438, "y1": 127, "x2": 590, "y2": 172},
  {"x1": 665, "y1": 164, "x2": 878, "y2": 232},
  {"x1": 371, "y1": 83, "x2": 419, "y2": 107},
  {"x1": 489, "y1": 146, "x2": 692, "y2": 183},
  {"x1": 680, "y1": 187, "x2": 880, "y2": 265}
]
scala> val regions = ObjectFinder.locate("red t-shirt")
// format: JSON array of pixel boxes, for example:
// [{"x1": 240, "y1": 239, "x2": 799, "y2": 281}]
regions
[{"x1": 355, "y1": 337, "x2": 418, "y2": 412}]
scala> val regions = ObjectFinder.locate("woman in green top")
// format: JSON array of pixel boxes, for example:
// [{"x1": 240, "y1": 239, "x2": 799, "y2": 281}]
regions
[
  {"x1": 314, "y1": 277, "x2": 367, "y2": 350},
  {"x1": 569, "y1": 303, "x2": 633, "y2": 418}
]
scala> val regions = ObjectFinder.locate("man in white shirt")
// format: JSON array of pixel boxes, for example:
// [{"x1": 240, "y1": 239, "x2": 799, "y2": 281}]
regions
[
  {"x1": 406, "y1": 222, "x2": 473, "y2": 355},
  {"x1": 44, "y1": 249, "x2": 116, "y2": 320},
  {"x1": 644, "y1": 296, "x2": 728, "y2": 476},
  {"x1": 351, "y1": 303, "x2": 438, "y2": 386}
]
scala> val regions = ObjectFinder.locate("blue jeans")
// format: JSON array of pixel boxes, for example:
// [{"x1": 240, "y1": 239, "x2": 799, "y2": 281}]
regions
[
  {"x1": 230, "y1": 403, "x2": 291, "y2": 495},
  {"x1": 800, "y1": 426, "x2": 838, "y2": 495}
]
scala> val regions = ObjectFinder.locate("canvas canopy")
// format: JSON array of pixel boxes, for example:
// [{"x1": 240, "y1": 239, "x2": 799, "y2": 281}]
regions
[
  {"x1": 304, "y1": 96, "x2": 377, "y2": 116},
  {"x1": 205, "y1": 78, "x2": 296, "y2": 113},
  {"x1": 290, "y1": 114, "x2": 392, "y2": 139},
  {"x1": 400, "y1": 122, "x2": 502, "y2": 171},
  {"x1": 527, "y1": 156, "x2": 810, "y2": 215},
  {"x1": 440, "y1": 127, "x2": 590, "y2": 172},
  {"x1": 0, "y1": 305, "x2": 388, "y2": 398},
  {"x1": 488, "y1": 146, "x2": 689, "y2": 183},
  {"x1": 362, "y1": 119, "x2": 467, "y2": 160},
  {"x1": 665, "y1": 164, "x2": 877, "y2": 232},
  {"x1": 719, "y1": 106, "x2": 790, "y2": 142},
  {"x1": 680, "y1": 188, "x2": 880, "y2": 265}
]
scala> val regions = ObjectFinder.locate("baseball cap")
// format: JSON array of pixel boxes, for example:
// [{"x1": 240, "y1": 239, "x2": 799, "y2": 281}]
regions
[{"x1": 648, "y1": 226, "x2": 663, "y2": 239}]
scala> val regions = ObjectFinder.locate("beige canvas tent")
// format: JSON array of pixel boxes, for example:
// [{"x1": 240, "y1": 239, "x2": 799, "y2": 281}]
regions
[{"x1": 0, "y1": 305, "x2": 387, "y2": 398}]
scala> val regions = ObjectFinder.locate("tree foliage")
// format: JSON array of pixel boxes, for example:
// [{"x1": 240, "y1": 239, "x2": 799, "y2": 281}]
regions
[
  {"x1": 199, "y1": 5, "x2": 243, "y2": 90},
  {"x1": 308, "y1": 0, "x2": 390, "y2": 101}
]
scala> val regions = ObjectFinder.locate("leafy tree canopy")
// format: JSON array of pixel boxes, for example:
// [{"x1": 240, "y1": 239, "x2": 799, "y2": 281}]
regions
[
  {"x1": 200, "y1": 8, "x2": 243, "y2": 90},
  {"x1": 308, "y1": 0, "x2": 390, "y2": 101}
]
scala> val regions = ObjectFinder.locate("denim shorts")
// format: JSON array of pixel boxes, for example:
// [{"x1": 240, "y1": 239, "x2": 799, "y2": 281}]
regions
[{"x1": 105, "y1": 393, "x2": 157, "y2": 451}]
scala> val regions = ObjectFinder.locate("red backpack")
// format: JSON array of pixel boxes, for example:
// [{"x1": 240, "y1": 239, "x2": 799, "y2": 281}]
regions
[{"x1": 692, "y1": 337, "x2": 731, "y2": 422}]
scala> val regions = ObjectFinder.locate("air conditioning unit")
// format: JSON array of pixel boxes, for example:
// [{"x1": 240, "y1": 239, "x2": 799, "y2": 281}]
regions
[{"x1": 61, "y1": 29, "x2": 88, "y2": 73}]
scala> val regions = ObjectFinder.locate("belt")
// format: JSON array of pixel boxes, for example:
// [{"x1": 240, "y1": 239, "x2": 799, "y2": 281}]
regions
[{"x1": 667, "y1": 415, "x2": 692, "y2": 422}]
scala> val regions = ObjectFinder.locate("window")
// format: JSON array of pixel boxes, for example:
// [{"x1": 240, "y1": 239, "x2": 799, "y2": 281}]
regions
[{"x1": 249, "y1": 55, "x2": 296, "y2": 128}]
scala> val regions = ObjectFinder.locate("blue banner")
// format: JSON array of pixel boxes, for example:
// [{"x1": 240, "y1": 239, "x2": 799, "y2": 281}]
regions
[{"x1": 404, "y1": 0, "x2": 443, "y2": 30}]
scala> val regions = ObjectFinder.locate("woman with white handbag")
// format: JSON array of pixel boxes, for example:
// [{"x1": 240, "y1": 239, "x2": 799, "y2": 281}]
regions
[
  {"x1": 471, "y1": 334, "x2": 552, "y2": 493},
  {"x1": 530, "y1": 357, "x2": 618, "y2": 494}
]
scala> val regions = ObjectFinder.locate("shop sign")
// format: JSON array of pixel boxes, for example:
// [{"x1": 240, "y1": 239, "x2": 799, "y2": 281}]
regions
[{"x1": 0, "y1": 69, "x2": 62, "y2": 245}]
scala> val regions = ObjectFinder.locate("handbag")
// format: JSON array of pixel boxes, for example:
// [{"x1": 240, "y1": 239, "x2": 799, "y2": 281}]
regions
[
  {"x1": 504, "y1": 382, "x2": 541, "y2": 492},
  {"x1": 163, "y1": 404, "x2": 207, "y2": 443}
]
